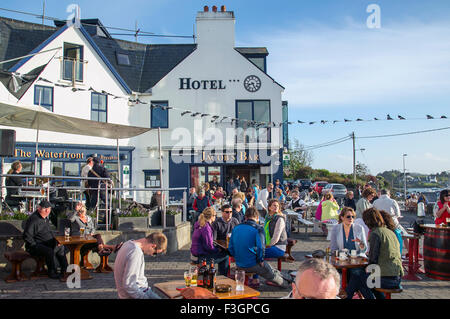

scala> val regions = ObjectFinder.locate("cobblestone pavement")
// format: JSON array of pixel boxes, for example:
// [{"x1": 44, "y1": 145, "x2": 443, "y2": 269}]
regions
[{"x1": 0, "y1": 211, "x2": 448, "y2": 299}]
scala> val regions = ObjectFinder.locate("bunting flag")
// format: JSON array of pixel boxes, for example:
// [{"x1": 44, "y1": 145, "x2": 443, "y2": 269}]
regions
[{"x1": 31, "y1": 75, "x2": 450, "y2": 129}]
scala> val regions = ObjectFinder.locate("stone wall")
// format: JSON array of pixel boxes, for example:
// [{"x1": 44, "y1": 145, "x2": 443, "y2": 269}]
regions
[{"x1": 0, "y1": 221, "x2": 191, "y2": 272}]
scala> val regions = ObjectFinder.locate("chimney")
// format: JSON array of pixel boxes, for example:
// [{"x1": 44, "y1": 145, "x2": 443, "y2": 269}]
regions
[{"x1": 196, "y1": 6, "x2": 235, "y2": 48}]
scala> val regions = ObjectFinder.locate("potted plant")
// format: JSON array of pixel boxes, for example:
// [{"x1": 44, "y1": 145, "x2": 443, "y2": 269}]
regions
[
  {"x1": 0, "y1": 210, "x2": 33, "y2": 235},
  {"x1": 114, "y1": 207, "x2": 149, "y2": 230},
  {"x1": 166, "y1": 208, "x2": 182, "y2": 227}
]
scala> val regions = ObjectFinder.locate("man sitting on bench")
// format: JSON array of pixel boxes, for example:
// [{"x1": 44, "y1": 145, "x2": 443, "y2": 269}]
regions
[
  {"x1": 23, "y1": 200, "x2": 68, "y2": 279},
  {"x1": 228, "y1": 206, "x2": 290, "y2": 288}
]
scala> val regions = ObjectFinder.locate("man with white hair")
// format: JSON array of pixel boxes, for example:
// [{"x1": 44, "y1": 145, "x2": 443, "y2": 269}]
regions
[{"x1": 285, "y1": 258, "x2": 340, "y2": 299}]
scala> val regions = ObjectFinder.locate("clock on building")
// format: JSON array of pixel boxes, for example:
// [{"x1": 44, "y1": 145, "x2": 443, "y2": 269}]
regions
[{"x1": 243, "y1": 75, "x2": 261, "y2": 92}]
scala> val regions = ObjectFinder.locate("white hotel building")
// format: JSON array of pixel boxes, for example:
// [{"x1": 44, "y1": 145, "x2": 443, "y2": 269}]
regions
[{"x1": 0, "y1": 6, "x2": 288, "y2": 202}]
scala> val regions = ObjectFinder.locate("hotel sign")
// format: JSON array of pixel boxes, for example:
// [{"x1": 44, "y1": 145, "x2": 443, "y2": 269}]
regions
[
  {"x1": 179, "y1": 78, "x2": 226, "y2": 90},
  {"x1": 201, "y1": 151, "x2": 259, "y2": 163}
]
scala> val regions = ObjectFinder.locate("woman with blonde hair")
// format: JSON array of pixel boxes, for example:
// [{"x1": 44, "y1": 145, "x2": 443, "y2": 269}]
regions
[
  {"x1": 264, "y1": 199, "x2": 288, "y2": 259},
  {"x1": 321, "y1": 192, "x2": 339, "y2": 222},
  {"x1": 190, "y1": 207, "x2": 228, "y2": 275}
]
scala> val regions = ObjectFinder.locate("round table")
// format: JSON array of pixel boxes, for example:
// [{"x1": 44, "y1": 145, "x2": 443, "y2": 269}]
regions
[
  {"x1": 421, "y1": 224, "x2": 450, "y2": 281},
  {"x1": 330, "y1": 256, "x2": 368, "y2": 297}
]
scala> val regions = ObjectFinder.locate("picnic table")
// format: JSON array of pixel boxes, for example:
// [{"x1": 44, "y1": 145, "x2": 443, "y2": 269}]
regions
[
  {"x1": 55, "y1": 235, "x2": 98, "y2": 280},
  {"x1": 154, "y1": 275, "x2": 260, "y2": 299}
]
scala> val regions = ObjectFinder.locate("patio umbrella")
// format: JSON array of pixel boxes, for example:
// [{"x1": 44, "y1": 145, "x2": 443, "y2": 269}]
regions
[{"x1": 0, "y1": 101, "x2": 152, "y2": 211}]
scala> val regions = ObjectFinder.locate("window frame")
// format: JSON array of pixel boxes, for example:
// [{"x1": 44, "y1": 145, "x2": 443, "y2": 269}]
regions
[
  {"x1": 150, "y1": 100, "x2": 169, "y2": 129},
  {"x1": 235, "y1": 99, "x2": 271, "y2": 143},
  {"x1": 144, "y1": 170, "x2": 161, "y2": 189},
  {"x1": 34, "y1": 85, "x2": 54, "y2": 112},
  {"x1": 91, "y1": 92, "x2": 108, "y2": 123},
  {"x1": 62, "y1": 42, "x2": 84, "y2": 82}
]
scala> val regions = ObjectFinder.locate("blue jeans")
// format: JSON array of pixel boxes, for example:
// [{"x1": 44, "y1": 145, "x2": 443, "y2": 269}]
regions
[
  {"x1": 265, "y1": 246, "x2": 285, "y2": 259},
  {"x1": 346, "y1": 270, "x2": 402, "y2": 299},
  {"x1": 197, "y1": 250, "x2": 229, "y2": 276}
]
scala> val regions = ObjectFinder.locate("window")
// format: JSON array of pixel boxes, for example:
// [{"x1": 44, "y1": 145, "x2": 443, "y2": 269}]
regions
[
  {"x1": 91, "y1": 93, "x2": 107, "y2": 122},
  {"x1": 236, "y1": 100, "x2": 271, "y2": 143},
  {"x1": 190, "y1": 166, "x2": 206, "y2": 190},
  {"x1": 248, "y1": 57, "x2": 266, "y2": 72},
  {"x1": 64, "y1": 162, "x2": 80, "y2": 187},
  {"x1": 62, "y1": 43, "x2": 84, "y2": 82},
  {"x1": 144, "y1": 170, "x2": 161, "y2": 188},
  {"x1": 34, "y1": 85, "x2": 54, "y2": 111},
  {"x1": 151, "y1": 101, "x2": 169, "y2": 128},
  {"x1": 116, "y1": 52, "x2": 130, "y2": 66}
]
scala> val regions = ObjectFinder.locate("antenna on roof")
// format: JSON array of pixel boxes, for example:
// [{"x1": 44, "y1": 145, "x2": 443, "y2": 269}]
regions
[
  {"x1": 42, "y1": 0, "x2": 45, "y2": 25},
  {"x1": 135, "y1": 20, "x2": 138, "y2": 42}
]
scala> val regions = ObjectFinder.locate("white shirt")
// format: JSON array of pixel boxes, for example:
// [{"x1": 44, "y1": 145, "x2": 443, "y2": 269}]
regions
[
  {"x1": 113, "y1": 240, "x2": 160, "y2": 299},
  {"x1": 373, "y1": 194, "x2": 401, "y2": 226},
  {"x1": 80, "y1": 164, "x2": 92, "y2": 190},
  {"x1": 256, "y1": 188, "x2": 270, "y2": 210}
]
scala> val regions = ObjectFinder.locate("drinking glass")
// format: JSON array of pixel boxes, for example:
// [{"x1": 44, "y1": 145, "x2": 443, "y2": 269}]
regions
[
  {"x1": 80, "y1": 227, "x2": 85, "y2": 237},
  {"x1": 447, "y1": 218, "x2": 450, "y2": 227},
  {"x1": 235, "y1": 270, "x2": 245, "y2": 291},
  {"x1": 184, "y1": 271, "x2": 192, "y2": 287},
  {"x1": 190, "y1": 266, "x2": 198, "y2": 287},
  {"x1": 64, "y1": 227, "x2": 70, "y2": 240}
]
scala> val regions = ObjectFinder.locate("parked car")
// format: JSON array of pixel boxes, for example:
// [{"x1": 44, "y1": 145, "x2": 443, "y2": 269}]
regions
[
  {"x1": 297, "y1": 179, "x2": 312, "y2": 191},
  {"x1": 322, "y1": 183, "x2": 347, "y2": 200},
  {"x1": 312, "y1": 181, "x2": 329, "y2": 195}
]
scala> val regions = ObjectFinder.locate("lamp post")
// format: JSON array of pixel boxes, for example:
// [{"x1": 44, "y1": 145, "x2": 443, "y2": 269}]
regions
[{"x1": 403, "y1": 154, "x2": 407, "y2": 202}]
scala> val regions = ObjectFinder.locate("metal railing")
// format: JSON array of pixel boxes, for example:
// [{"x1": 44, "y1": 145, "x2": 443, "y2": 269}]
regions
[{"x1": 0, "y1": 174, "x2": 188, "y2": 230}]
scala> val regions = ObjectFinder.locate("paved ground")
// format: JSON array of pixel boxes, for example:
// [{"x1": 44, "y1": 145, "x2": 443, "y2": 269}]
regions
[{"x1": 0, "y1": 211, "x2": 448, "y2": 299}]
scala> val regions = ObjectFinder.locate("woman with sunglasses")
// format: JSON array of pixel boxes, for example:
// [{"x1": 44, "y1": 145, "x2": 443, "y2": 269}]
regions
[
  {"x1": 329, "y1": 207, "x2": 368, "y2": 299},
  {"x1": 329, "y1": 207, "x2": 367, "y2": 255},
  {"x1": 435, "y1": 189, "x2": 450, "y2": 225}
]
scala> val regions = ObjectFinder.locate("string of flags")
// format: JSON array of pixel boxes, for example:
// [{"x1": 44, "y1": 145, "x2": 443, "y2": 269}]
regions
[{"x1": 36, "y1": 76, "x2": 449, "y2": 128}]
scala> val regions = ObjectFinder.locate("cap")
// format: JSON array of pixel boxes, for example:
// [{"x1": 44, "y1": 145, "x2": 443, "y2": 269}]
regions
[{"x1": 38, "y1": 200, "x2": 54, "y2": 208}]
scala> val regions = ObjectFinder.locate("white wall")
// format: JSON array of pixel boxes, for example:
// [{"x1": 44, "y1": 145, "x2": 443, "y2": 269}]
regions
[{"x1": 1, "y1": 25, "x2": 132, "y2": 147}]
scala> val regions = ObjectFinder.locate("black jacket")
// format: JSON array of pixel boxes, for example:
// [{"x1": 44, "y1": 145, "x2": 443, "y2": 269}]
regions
[
  {"x1": 88, "y1": 162, "x2": 110, "y2": 188},
  {"x1": 6, "y1": 173, "x2": 24, "y2": 198},
  {"x1": 23, "y1": 211, "x2": 57, "y2": 251},
  {"x1": 212, "y1": 217, "x2": 240, "y2": 241}
]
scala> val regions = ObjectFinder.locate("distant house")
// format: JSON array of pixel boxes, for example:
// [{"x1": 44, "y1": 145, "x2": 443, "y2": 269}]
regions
[{"x1": 428, "y1": 176, "x2": 438, "y2": 183}]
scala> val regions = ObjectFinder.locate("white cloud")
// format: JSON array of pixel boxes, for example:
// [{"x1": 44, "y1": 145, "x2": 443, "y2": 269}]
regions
[
  {"x1": 424, "y1": 152, "x2": 449, "y2": 163},
  {"x1": 244, "y1": 19, "x2": 450, "y2": 108}
]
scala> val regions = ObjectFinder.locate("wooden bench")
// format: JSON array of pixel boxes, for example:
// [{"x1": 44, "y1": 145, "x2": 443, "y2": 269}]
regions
[
  {"x1": 4, "y1": 250, "x2": 47, "y2": 283},
  {"x1": 296, "y1": 216, "x2": 314, "y2": 234},
  {"x1": 374, "y1": 287, "x2": 403, "y2": 299},
  {"x1": 267, "y1": 238, "x2": 297, "y2": 271}
]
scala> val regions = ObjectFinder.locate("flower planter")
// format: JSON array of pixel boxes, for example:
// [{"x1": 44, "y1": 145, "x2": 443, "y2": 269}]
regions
[
  {"x1": 116, "y1": 216, "x2": 148, "y2": 231},
  {"x1": 0, "y1": 220, "x2": 26, "y2": 236},
  {"x1": 148, "y1": 209, "x2": 161, "y2": 227},
  {"x1": 166, "y1": 213, "x2": 182, "y2": 227}
]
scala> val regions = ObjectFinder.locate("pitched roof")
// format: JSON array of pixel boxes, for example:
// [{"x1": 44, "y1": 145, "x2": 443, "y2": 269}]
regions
[
  {"x1": 0, "y1": 17, "x2": 57, "y2": 71},
  {"x1": 0, "y1": 16, "x2": 279, "y2": 93}
]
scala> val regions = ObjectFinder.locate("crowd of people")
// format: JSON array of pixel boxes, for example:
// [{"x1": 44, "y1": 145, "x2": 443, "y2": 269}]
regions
[{"x1": 13, "y1": 166, "x2": 450, "y2": 299}]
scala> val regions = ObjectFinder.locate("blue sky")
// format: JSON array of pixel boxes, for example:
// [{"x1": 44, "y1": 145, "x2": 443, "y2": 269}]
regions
[{"x1": 2, "y1": 0, "x2": 450, "y2": 175}]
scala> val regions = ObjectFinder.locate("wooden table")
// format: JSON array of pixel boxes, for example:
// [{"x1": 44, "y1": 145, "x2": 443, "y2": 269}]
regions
[
  {"x1": 154, "y1": 275, "x2": 260, "y2": 299},
  {"x1": 55, "y1": 235, "x2": 98, "y2": 280},
  {"x1": 330, "y1": 256, "x2": 368, "y2": 296}
]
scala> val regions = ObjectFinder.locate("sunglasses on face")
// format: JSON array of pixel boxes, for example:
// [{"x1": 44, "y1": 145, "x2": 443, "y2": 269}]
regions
[
  {"x1": 223, "y1": 210, "x2": 232, "y2": 213},
  {"x1": 345, "y1": 215, "x2": 355, "y2": 219}
]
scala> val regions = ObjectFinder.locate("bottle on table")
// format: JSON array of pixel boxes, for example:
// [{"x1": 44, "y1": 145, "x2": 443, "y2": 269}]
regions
[
  {"x1": 197, "y1": 259, "x2": 207, "y2": 288},
  {"x1": 207, "y1": 259, "x2": 216, "y2": 290},
  {"x1": 202, "y1": 259, "x2": 210, "y2": 289}
]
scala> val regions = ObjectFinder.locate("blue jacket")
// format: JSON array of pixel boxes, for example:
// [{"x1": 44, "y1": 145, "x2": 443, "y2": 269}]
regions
[{"x1": 228, "y1": 220, "x2": 265, "y2": 268}]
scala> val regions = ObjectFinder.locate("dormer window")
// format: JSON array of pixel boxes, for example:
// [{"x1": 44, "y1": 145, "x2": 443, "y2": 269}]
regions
[
  {"x1": 62, "y1": 43, "x2": 84, "y2": 83},
  {"x1": 116, "y1": 52, "x2": 130, "y2": 66}
]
